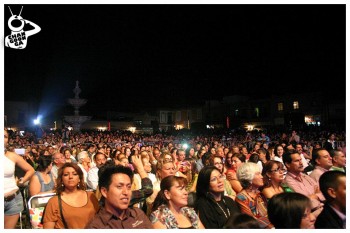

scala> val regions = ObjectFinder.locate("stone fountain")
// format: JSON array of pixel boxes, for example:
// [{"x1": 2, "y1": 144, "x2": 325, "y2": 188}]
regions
[{"x1": 64, "y1": 81, "x2": 91, "y2": 132}]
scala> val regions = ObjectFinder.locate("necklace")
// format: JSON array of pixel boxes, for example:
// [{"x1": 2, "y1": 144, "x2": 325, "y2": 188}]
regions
[{"x1": 215, "y1": 199, "x2": 230, "y2": 219}]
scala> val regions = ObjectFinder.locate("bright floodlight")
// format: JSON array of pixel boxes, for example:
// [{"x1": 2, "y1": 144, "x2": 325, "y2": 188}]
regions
[
  {"x1": 182, "y1": 143, "x2": 188, "y2": 149},
  {"x1": 33, "y1": 118, "x2": 40, "y2": 125}
]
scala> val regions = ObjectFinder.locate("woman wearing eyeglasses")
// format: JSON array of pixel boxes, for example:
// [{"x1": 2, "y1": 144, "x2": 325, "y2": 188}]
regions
[
  {"x1": 236, "y1": 162, "x2": 273, "y2": 228},
  {"x1": 261, "y1": 160, "x2": 290, "y2": 200},
  {"x1": 209, "y1": 155, "x2": 236, "y2": 200},
  {"x1": 195, "y1": 166, "x2": 241, "y2": 229}
]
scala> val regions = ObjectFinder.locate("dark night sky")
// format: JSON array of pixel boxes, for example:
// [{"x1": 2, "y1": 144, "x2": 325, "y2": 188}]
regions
[{"x1": 4, "y1": 4, "x2": 346, "y2": 114}]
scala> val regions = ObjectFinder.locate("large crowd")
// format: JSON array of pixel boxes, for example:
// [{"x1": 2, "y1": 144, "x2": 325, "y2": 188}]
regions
[{"x1": 4, "y1": 128, "x2": 346, "y2": 229}]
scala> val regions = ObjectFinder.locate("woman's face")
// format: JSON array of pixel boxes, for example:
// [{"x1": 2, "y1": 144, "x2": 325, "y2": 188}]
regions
[
  {"x1": 160, "y1": 162, "x2": 175, "y2": 179},
  {"x1": 300, "y1": 207, "x2": 316, "y2": 229},
  {"x1": 251, "y1": 171, "x2": 264, "y2": 188},
  {"x1": 62, "y1": 167, "x2": 80, "y2": 189},
  {"x1": 64, "y1": 150, "x2": 71, "y2": 158},
  {"x1": 276, "y1": 146, "x2": 284, "y2": 157},
  {"x1": 166, "y1": 181, "x2": 188, "y2": 209},
  {"x1": 209, "y1": 169, "x2": 225, "y2": 194},
  {"x1": 231, "y1": 156, "x2": 242, "y2": 171},
  {"x1": 213, "y1": 157, "x2": 224, "y2": 173},
  {"x1": 268, "y1": 164, "x2": 285, "y2": 183}
]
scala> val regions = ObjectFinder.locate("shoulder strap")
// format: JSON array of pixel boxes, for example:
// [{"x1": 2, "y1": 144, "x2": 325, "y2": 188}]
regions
[{"x1": 58, "y1": 195, "x2": 69, "y2": 229}]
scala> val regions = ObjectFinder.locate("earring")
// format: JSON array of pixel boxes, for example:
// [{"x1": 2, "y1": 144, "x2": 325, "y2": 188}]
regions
[
  {"x1": 77, "y1": 183, "x2": 80, "y2": 188},
  {"x1": 61, "y1": 184, "x2": 64, "y2": 187}
]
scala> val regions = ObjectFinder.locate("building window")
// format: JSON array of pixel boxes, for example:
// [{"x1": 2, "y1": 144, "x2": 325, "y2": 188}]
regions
[
  {"x1": 277, "y1": 103, "x2": 283, "y2": 111},
  {"x1": 176, "y1": 111, "x2": 181, "y2": 121},
  {"x1": 293, "y1": 101, "x2": 299, "y2": 109},
  {"x1": 255, "y1": 107, "x2": 259, "y2": 117},
  {"x1": 235, "y1": 109, "x2": 239, "y2": 116}
]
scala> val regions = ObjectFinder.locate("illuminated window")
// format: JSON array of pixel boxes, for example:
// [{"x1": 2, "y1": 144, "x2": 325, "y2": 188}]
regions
[
  {"x1": 235, "y1": 109, "x2": 239, "y2": 116},
  {"x1": 277, "y1": 103, "x2": 283, "y2": 111},
  {"x1": 293, "y1": 101, "x2": 299, "y2": 109}
]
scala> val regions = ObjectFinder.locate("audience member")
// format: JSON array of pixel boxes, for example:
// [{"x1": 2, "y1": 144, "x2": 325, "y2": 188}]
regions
[
  {"x1": 268, "y1": 192, "x2": 316, "y2": 229},
  {"x1": 315, "y1": 171, "x2": 346, "y2": 229},
  {"x1": 150, "y1": 176, "x2": 205, "y2": 229},
  {"x1": 86, "y1": 152, "x2": 107, "y2": 190},
  {"x1": 195, "y1": 166, "x2": 241, "y2": 229},
  {"x1": 51, "y1": 152, "x2": 66, "y2": 180},
  {"x1": 43, "y1": 163, "x2": 99, "y2": 228},
  {"x1": 85, "y1": 165, "x2": 152, "y2": 228},
  {"x1": 329, "y1": 149, "x2": 346, "y2": 173},
  {"x1": 236, "y1": 162, "x2": 273, "y2": 228},
  {"x1": 309, "y1": 148, "x2": 333, "y2": 182},
  {"x1": 28, "y1": 155, "x2": 55, "y2": 196},
  {"x1": 261, "y1": 160, "x2": 287, "y2": 200},
  {"x1": 283, "y1": 150, "x2": 325, "y2": 217},
  {"x1": 4, "y1": 129, "x2": 35, "y2": 229}
]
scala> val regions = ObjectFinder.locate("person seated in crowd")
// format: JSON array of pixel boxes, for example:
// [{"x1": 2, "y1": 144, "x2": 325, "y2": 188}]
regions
[
  {"x1": 43, "y1": 163, "x2": 100, "y2": 228},
  {"x1": 51, "y1": 152, "x2": 66, "y2": 180},
  {"x1": 315, "y1": 171, "x2": 346, "y2": 229},
  {"x1": 329, "y1": 149, "x2": 346, "y2": 173},
  {"x1": 223, "y1": 213, "x2": 262, "y2": 229},
  {"x1": 62, "y1": 148, "x2": 77, "y2": 164},
  {"x1": 209, "y1": 155, "x2": 236, "y2": 200},
  {"x1": 146, "y1": 157, "x2": 176, "y2": 216},
  {"x1": 87, "y1": 152, "x2": 107, "y2": 191},
  {"x1": 236, "y1": 162, "x2": 273, "y2": 229},
  {"x1": 150, "y1": 176, "x2": 205, "y2": 229},
  {"x1": 283, "y1": 149, "x2": 325, "y2": 217},
  {"x1": 77, "y1": 151, "x2": 91, "y2": 184},
  {"x1": 261, "y1": 160, "x2": 288, "y2": 200},
  {"x1": 273, "y1": 144, "x2": 285, "y2": 165},
  {"x1": 28, "y1": 155, "x2": 55, "y2": 196},
  {"x1": 85, "y1": 165, "x2": 153, "y2": 229},
  {"x1": 309, "y1": 148, "x2": 333, "y2": 182},
  {"x1": 268, "y1": 192, "x2": 316, "y2": 229},
  {"x1": 195, "y1": 166, "x2": 241, "y2": 229},
  {"x1": 226, "y1": 153, "x2": 245, "y2": 193}
]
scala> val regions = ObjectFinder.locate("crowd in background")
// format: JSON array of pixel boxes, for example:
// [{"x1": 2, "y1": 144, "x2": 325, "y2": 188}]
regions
[{"x1": 4, "y1": 128, "x2": 346, "y2": 229}]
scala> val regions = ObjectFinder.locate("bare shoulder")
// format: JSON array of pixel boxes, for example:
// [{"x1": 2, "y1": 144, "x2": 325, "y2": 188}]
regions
[{"x1": 5, "y1": 151, "x2": 21, "y2": 161}]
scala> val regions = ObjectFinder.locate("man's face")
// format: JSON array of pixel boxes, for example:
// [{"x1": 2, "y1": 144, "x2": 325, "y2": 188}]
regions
[
  {"x1": 102, "y1": 173, "x2": 132, "y2": 213},
  {"x1": 316, "y1": 150, "x2": 333, "y2": 169},
  {"x1": 296, "y1": 144, "x2": 303, "y2": 154},
  {"x1": 334, "y1": 152, "x2": 346, "y2": 167},
  {"x1": 95, "y1": 154, "x2": 107, "y2": 168},
  {"x1": 286, "y1": 153, "x2": 304, "y2": 173},
  {"x1": 54, "y1": 153, "x2": 66, "y2": 165}
]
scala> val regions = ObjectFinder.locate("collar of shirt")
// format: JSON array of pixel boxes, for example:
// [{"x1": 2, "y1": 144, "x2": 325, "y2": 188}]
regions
[
  {"x1": 287, "y1": 172, "x2": 303, "y2": 182},
  {"x1": 99, "y1": 207, "x2": 135, "y2": 224}
]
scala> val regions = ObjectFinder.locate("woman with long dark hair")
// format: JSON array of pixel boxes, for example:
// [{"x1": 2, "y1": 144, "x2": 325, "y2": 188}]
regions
[{"x1": 195, "y1": 166, "x2": 241, "y2": 228}]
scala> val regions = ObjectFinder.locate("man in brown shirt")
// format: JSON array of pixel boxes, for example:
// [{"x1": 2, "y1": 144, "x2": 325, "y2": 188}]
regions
[{"x1": 85, "y1": 164, "x2": 152, "y2": 229}]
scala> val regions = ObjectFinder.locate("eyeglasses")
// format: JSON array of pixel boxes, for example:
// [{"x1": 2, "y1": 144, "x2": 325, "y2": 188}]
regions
[
  {"x1": 270, "y1": 168, "x2": 286, "y2": 173},
  {"x1": 214, "y1": 162, "x2": 223, "y2": 166},
  {"x1": 210, "y1": 174, "x2": 225, "y2": 183}
]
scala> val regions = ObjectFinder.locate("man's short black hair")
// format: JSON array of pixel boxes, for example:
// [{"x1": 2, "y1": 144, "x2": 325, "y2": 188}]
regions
[
  {"x1": 319, "y1": 170, "x2": 345, "y2": 202},
  {"x1": 98, "y1": 163, "x2": 133, "y2": 191}
]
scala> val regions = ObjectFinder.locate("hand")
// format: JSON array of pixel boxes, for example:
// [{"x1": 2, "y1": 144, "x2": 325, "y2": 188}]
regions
[{"x1": 131, "y1": 155, "x2": 144, "y2": 172}]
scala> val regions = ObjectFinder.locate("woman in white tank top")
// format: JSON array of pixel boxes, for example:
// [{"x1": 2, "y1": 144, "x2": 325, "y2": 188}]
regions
[{"x1": 4, "y1": 129, "x2": 35, "y2": 228}]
